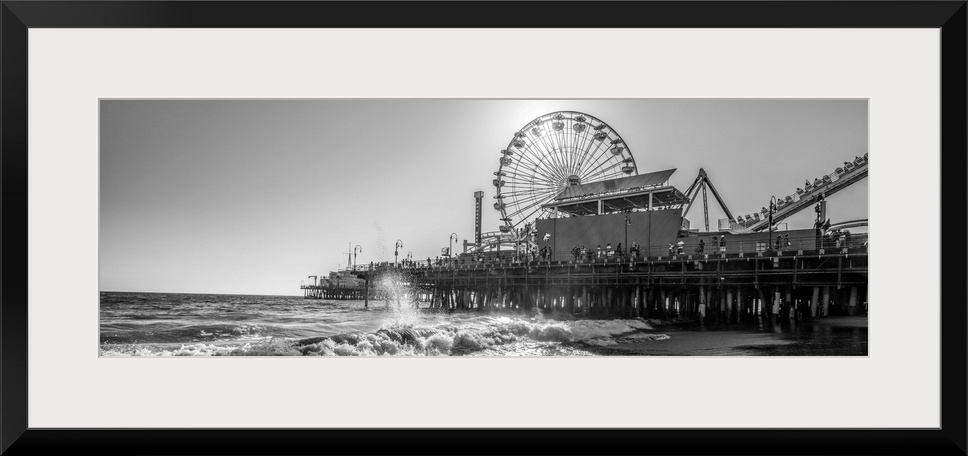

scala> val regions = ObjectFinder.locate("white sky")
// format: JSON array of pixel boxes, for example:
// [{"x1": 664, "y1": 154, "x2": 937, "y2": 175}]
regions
[{"x1": 100, "y1": 99, "x2": 868, "y2": 295}]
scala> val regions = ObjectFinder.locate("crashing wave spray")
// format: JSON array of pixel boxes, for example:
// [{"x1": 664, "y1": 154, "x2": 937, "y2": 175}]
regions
[{"x1": 378, "y1": 269, "x2": 421, "y2": 327}]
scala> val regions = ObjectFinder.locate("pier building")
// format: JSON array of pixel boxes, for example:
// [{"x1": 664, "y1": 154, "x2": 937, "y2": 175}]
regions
[{"x1": 300, "y1": 269, "x2": 373, "y2": 300}]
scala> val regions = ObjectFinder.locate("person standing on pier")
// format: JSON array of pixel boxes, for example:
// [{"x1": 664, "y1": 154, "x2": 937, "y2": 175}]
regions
[
  {"x1": 697, "y1": 239, "x2": 705, "y2": 255},
  {"x1": 606, "y1": 243, "x2": 613, "y2": 259},
  {"x1": 772, "y1": 297, "x2": 780, "y2": 325},
  {"x1": 719, "y1": 236, "x2": 726, "y2": 253},
  {"x1": 668, "y1": 243, "x2": 674, "y2": 257},
  {"x1": 597, "y1": 245, "x2": 602, "y2": 259},
  {"x1": 711, "y1": 236, "x2": 718, "y2": 252}
]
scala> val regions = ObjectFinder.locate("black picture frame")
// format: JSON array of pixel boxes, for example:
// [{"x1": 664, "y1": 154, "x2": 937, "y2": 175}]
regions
[{"x1": 2, "y1": 2, "x2": 965, "y2": 455}]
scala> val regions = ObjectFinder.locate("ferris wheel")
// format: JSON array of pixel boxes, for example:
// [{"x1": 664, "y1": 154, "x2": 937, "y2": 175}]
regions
[{"x1": 492, "y1": 111, "x2": 638, "y2": 233}]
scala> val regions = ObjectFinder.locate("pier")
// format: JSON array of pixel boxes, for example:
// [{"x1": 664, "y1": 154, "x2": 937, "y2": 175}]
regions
[
  {"x1": 300, "y1": 269, "x2": 376, "y2": 301},
  {"x1": 358, "y1": 231, "x2": 867, "y2": 322},
  {"x1": 300, "y1": 284, "x2": 373, "y2": 301},
  {"x1": 301, "y1": 110, "x2": 869, "y2": 322}
]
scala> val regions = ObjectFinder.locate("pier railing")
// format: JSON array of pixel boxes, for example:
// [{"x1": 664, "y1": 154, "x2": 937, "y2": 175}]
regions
[{"x1": 358, "y1": 255, "x2": 867, "y2": 294}]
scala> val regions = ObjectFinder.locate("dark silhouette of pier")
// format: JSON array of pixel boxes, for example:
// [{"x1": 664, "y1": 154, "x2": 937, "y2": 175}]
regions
[{"x1": 358, "y1": 234, "x2": 868, "y2": 323}]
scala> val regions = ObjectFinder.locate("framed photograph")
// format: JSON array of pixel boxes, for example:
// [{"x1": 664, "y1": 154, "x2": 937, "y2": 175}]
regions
[
  {"x1": 2, "y1": 1, "x2": 964, "y2": 455},
  {"x1": 98, "y1": 98, "x2": 871, "y2": 358}
]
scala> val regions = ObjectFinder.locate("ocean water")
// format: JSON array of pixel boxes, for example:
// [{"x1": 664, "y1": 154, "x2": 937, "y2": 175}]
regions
[
  {"x1": 99, "y1": 292, "x2": 867, "y2": 356},
  {"x1": 99, "y1": 292, "x2": 668, "y2": 356}
]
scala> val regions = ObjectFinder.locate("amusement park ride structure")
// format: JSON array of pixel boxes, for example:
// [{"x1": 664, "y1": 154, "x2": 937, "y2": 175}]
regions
[
  {"x1": 469, "y1": 110, "x2": 868, "y2": 257},
  {"x1": 681, "y1": 168, "x2": 734, "y2": 233},
  {"x1": 477, "y1": 111, "x2": 640, "y2": 253},
  {"x1": 303, "y1": 110, "x2": 868, "y2": 302}
]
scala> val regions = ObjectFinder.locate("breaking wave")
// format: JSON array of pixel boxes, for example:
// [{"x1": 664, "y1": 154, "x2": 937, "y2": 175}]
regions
[
  {"x1": 99, "y1": 317, "x2": 669, "y2": 357},
  {"x1": 296, "y1": 316, "x2": 660, "y2": 356}
]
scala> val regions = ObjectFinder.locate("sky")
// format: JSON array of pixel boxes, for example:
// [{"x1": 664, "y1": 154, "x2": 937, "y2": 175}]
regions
[{"x1": 100, "y1": 99, "x2": 868, "y2": 295}]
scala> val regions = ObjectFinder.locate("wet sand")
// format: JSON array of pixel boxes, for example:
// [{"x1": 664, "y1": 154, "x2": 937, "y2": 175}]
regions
[{"x1": 590, "y1": 316, "x2": 869, "y2": 356}]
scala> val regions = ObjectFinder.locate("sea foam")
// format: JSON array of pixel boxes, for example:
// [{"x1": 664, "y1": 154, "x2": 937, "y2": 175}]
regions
[
  {"x1": 99, "y1": 314, "x2": 667, "y2": 357},
  {"x1": 291, "y1": 317, "x2": 664, "y2": 357}
]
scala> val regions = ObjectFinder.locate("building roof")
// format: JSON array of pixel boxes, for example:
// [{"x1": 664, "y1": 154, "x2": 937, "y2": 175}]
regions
[
  {"x1": 544, "y1": 186, "x2": 689, "y2": 216},
  {"x1": 552, "y1": 169, "x2": 676, "y2": 201}
]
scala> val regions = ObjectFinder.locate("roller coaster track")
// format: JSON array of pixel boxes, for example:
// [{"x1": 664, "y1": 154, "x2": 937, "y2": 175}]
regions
[
  {"x1": 741, "y1": 158, "x2": 868, "y2": 232},
  {"x1": 470, "y1": 230, "x2": 529, "y2": 253}
]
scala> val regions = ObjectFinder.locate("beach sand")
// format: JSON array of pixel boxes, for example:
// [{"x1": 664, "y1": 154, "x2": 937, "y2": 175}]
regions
[{"x1": 591, "y1": 316, "x2": 868, "y2": 356}]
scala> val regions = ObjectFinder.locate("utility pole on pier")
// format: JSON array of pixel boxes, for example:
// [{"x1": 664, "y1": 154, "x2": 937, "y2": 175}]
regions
[{"x1": 768, "y1": 196, "x2": 777, "y2": 252}]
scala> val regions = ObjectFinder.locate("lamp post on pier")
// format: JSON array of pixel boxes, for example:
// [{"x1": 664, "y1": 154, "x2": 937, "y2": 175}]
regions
[
  {"x1": 624, "y1": 214, "x2": 630, "y2": 260},
  {"x1": 354, "y1": 245, "x2": 362, "y2": 270},
  {"x1": 449, "y1": 232, "x2": 458, "y2": 259},
  {"x1": 394, "y1": 240, "x2": 403, "y2": 268}
]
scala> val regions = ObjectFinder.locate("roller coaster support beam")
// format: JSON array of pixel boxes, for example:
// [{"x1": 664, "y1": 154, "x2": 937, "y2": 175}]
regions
[{"x1": 682, "y1": 168, "x2": 734, "y2": 231}]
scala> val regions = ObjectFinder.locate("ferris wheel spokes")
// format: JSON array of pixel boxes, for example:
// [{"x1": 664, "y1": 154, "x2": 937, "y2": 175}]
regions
[{"x1": 493, "y1": 111, "x2": 639, "y2": 233}]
